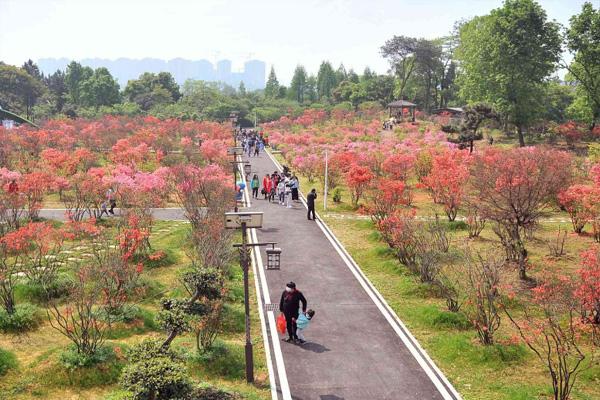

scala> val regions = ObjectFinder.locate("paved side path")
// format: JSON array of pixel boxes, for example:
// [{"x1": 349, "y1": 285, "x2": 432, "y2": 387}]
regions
[
  {"x1": 38, "y1": 208, "x2": 187, "y2": 221},
  {"x1": 247, "y1": 150, "x2": 460, "y2": 400}
]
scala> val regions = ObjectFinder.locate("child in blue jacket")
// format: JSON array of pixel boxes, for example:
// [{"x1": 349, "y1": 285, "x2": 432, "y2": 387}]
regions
[{"x1": 295, "y1": 309, "x2": 315, "y2": 344}]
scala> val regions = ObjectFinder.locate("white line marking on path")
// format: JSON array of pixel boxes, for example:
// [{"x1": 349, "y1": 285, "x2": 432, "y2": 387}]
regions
[
  {"x1": 265, "y1": 149, "x2": 462, "y2": 400},
  {"x1": 238, "y1": 159, "x2": 291, "y2": 400}
]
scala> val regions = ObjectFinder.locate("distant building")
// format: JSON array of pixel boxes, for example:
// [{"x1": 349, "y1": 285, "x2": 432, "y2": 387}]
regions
[
  {"x1": 243, "y1": 60, "x2": 266, "y2": 90},
  {"x1": 216, "y1": 60, "x2": 232, "y2": 84}
]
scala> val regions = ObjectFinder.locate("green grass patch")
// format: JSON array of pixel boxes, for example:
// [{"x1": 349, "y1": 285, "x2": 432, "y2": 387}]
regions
[
  {"x1": 0, "y1": 348, "x2": 18, "y2": 376},
  {"x1": 104, "y1": 307, "x2": 158, "y2": 339},
  {"x1": 189, "y1": 340, "x2": 245, "y2": 380}
]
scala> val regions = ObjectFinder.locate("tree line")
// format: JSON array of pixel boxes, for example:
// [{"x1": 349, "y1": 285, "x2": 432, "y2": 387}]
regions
[{"x1": 0, "y1": 0, "x2": 598, "y2": 143}]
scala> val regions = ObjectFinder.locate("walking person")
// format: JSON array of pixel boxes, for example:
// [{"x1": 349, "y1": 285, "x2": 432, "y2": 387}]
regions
[
  {"x1": 291, "y1": 175, "x2": 299, "y2": 202},
  {"x1": 279, "y1": 281, "x2": 307, "y2": 343},
  {"x1": 262, "y1": 174, "x2": 272, "y2": 200},
  {"x1": 285, "y1": 178, "x2": 293, "y2": 208},
  {"x1": 296, "y1": 309, "x2": 315, "y2": 344},
  {"x1": 307, "y1": 188, "x2": 317, "y2": 220},
  {"x1": 277, "y1": 178, "x2": 286, "y2": 205},
  {"x1": 251, "y1": 174, "x2": 260, "y2": 199},
  {"x1": 99, "y1": 200, "x2": 109, "y2": 218},
  {"x1": 254, "y1": 141, "x2": 260, "y2": 157},
  {"x1": 106, "y1": 188, "x2": 117, "y2": 215}
]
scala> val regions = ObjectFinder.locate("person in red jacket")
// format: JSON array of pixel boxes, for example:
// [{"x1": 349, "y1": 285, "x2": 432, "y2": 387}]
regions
[
  {"x1": 262, "y1": 174, "x2": 272, "y2": 201},
  {"x1": 7, "y1": 179, "x2": 18, "y2": 194}
]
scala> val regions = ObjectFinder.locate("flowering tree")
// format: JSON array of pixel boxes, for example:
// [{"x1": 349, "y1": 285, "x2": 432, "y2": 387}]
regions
[
  {"x1": 346, "y1": 164, "x2": 374, "y2": 207},
  {"x1": 365, "y1": 178, "x2": 408, "y2": 224},
  {"x1": 463, "y1": 252, "x2": 504, "y2": 345},
  {"x1": 505, "y1": 272, "x2": 591, "y2": 400},
  {"x1": 170, "y1": 164, "x2": 234, "y2": 270},
  {"x1": 294, "y1": 154, "x2": 320, "y2": 183},
  {"x1": 577, "y1": 247, "x2": 600, "y2": 327},
  {"x1": 558, "y1": 184, "x2": 600, "y2": 233},
  {"x1": 20, "y1": 172, "x2": 55, "y2": 221},
  {"x1": 377, "y1": 209, "x2": 423, "y2": 269},
  {"x1": 422, "y1": 149, "x2": 470, "y2": 221},
  {"x1": 10, "y1": 222, "x2": 66, "y2": 289},
  {"x1": 470, "y1": 147, "x2": 572, "y2": 280},
  {"x1": 382, "y1": 152, "x2": 416, "y2": 181},
  {"x1": 557, "y1": 121, "x2": 585, "y2": 147},
  {"x1": 48, "y1": 265, "x2": 107, "y2": 358},
  {"x1": 0, "y1": 167, "x2": 25, "y2": 232}
]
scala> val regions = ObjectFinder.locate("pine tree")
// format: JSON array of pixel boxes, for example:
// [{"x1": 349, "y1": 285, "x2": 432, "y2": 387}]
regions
[
  {"x1": 264, "y1": 67, "x2": 279, "y2": 98},
  {"x1": 288, "y1": 65, "x2": 308, "y2": 103}
]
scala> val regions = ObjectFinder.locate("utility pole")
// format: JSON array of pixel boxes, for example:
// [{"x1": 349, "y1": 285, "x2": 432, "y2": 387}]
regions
[
  {"x1": 323, "y1": 150, "x2": 328, "y2": 211},
  {"x1": 240, "y1": 222, "x2": 253, "y2": 383}
]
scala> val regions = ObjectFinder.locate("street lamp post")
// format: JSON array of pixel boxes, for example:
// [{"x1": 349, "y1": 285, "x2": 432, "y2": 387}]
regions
[{"x1": 225, "y1": 212, "x2": 280, "y2": 384}]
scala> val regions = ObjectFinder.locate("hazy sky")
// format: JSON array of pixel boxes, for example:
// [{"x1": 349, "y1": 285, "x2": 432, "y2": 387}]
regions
[{"x1": 0, "y1": 0, "x2": 593, "y2": 84}]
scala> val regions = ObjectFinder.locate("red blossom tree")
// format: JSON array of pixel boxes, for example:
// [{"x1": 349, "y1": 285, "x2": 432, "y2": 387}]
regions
[
  {"x1": 558, "y1": 184, "x2": 600, "y2": 233},
  {"x1": 382, "y1": 152, "x2": 416, "y2": 181},
  {"x1": 365, "y1": 178, "x2": 408, "y2": 224},
  {"x1": 576, "y1": 246, "x2": 600, "y2": 326},
  {"x1": 469, "y1": 147, "x2": 572, "y2": 280},
  {"x1": 346, "y1": 164, "x2": 374, "y2": 207},
  {"x1": 422, "y1": 149, "x2": 470, "y2": 221}
]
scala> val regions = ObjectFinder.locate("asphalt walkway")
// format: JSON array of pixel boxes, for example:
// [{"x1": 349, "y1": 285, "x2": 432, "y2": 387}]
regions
[{"x1": 247, "y1": 150, "x2": 461, "y2": 400}]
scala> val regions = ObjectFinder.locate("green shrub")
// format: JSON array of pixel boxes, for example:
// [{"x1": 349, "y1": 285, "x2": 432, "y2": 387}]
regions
[
  {"x1": 191, "y1": 386, "x2": 241, "y2": 400},
  {"x1": 59, "y1": 345, "x2": 115, "y2": 370},
  {"x1": 50, "y1": 345, "x2": 124, "y2": 388},
  {"x1": 0, "y1": 303, "x2": 42, "y2": 333},
  {"x1": 0, "y1": 347, "x2": 18, "y2": 376},
  {"x1": 446, "y1": 220, "x2": 468, "y2": 231},
  {"x1": 121, "y1": 339, "x2": 192, "y2": 400},
  {"x1": 332, "y1": 188, "x2": 342, "y2": 203},
  {"x1": 431, "y1": 310, "x2": 471, "y2": 330},
  {"x1": 15, "y1": 273, "x2": 73, "y2": 303}
]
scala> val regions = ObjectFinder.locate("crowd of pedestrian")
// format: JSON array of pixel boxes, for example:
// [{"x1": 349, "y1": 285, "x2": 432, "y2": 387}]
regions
[
  {"x1": 258, "y1": 170, "x2": 301, "y2": 209},
  {"x1": 240, "y1": 129, "x2": 265, "y2": 157}
]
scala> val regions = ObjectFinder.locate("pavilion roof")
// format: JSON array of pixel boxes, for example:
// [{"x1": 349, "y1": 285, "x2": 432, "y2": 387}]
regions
[{"x1": 387, "y1": 100, "x2": 417, "y2": 108}]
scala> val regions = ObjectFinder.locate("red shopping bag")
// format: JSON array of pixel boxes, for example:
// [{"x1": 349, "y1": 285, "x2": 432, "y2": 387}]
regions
[{"x1": 276, "y1": 313, "x2": 286, "y2": 334}]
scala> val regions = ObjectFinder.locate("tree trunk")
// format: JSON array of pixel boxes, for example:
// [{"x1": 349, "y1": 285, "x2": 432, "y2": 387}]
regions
[
  {"x1": 517, "y1": 125, "x2": 525, "y2": 147},
  {"x1": 162, "y1": 330, "x2": 177, "y2": 349}
]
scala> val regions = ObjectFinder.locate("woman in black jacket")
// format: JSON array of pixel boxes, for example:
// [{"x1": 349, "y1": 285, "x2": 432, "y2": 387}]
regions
[{"x1": 279, "y1": 281, "x2": 307, "y2": 343}]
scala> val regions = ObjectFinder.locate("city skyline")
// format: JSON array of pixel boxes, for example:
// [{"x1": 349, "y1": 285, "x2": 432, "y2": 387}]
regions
[
  {"x1": 37, "y1": 57, "x2": 266, "y2": 90},
  {"x1": 1, "y1": 0, "x2": 588, "y2": 85}
]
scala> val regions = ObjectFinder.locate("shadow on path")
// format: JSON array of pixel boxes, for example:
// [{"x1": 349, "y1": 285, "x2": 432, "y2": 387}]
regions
[{"x1": 297, "y1": 342, "x2": 331, "y2": 354}]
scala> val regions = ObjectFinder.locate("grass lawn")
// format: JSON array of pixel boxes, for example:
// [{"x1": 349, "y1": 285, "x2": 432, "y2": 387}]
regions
[{"x1": 0, "y1": 220, "x2": 270, "y2": 400}]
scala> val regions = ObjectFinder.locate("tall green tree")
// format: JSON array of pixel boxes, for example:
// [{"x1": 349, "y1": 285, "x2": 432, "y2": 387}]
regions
[
  {"x1": 316, "y1": 61, "x2": 337, "y2": 100},
  {"x1": 335, "y1": 64, "x2": 347, "y2": 84},
  {"x1": 65, "y1": 61, "x2": 93, "y2": 105},
  {"x1": 564, "y1": 2, "x2": 600, "y2": 130},
  {"x1": 238, "y1": 81, "x2": 247, "y2": 96},
  {"x1": 264, "y1": 67, "x2": 280, "y2": 98},
  {"x1": 0, "y1": 64, "x2": 44, "y2": 119},
  {"x1": 22, "y1": 59, "x2": 43, "y2": 81},
  {"x1": 288, "y1": 65, "x2": 308, "y2": 103},
  {"x1": 456, "y1": 0, "x2": 562, "y2": 146},
  {"x1": 44, "y1": 70, "x2": 68, "y2": 113},
  {"x1": 124, "y1": 72, "x2": 180, "y2": 111},
  {"x1": 79, "y1": 67, "x2": 120, "y2": 108}
]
